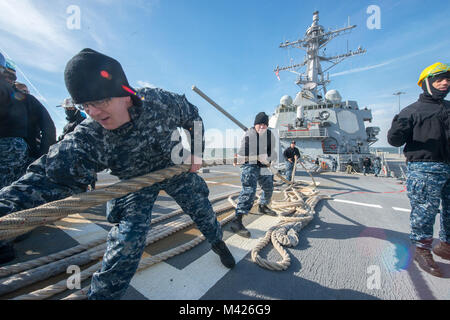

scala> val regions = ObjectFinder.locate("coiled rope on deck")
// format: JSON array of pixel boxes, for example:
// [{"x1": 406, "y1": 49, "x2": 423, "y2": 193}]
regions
[{"x1": 229, "y1": 157, "x2": 328, "y2": 271}]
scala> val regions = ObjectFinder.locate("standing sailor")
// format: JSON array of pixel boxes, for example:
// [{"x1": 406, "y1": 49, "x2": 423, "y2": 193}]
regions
[
  {"x1": 0, "y1": 53, "x2": 56, "y2": 189},
  {"x1": 1, "y1": 56, "x2": 56, "y2": 163},
  {"x1": 0, "y1": 53, "x2": 32, "y2": 191},
  {"x1": 331, "y1": 157, "x2": 338, "y2": 172},
  {"x1": 362, "y1": 157, "x2": 372, "y2": 176},
  {"x1": 283, "y1": 140, "x2": 300, "y2": 181},
  {"x1": 0, "y1": 48, "x2": 235, "y2": 298},
  {"x1": 373, "y1": 157, "x2": 381, "y2": 177},
  {"x1": 388, "y1": 62, "x2": 450, "y2": 277},
  {"x1": 57, "y1": 98, "x2": 86, "y2": 141},
  {"x1": 230, "y1": 112, "x2": 277, "y2": 238}
]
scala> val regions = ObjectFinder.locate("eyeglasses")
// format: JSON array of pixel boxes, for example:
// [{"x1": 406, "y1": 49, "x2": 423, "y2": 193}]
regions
[{"x1": 76, "y1": 97, "x2": 112, "y2": 111}]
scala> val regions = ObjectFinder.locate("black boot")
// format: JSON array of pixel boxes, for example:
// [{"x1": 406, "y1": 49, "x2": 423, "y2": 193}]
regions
[
  {"x1": 0, "y1": 242, "x2": 15, "y2": 265},
  {"x1": 258, "y1": 204, "x2": 277, "y2": 216},
  {"x1": 230, "y1": 215, "x2": 251, "y2": 238},
  {"x1": 211, "y1": 240, "x2": 235, "y2": 269},
  {"x1": 433, "y1": 241, "x2": 450, "y2": 260},
  {"x1": 414, "y1": 247, "x2": 443, "y2": 277}
]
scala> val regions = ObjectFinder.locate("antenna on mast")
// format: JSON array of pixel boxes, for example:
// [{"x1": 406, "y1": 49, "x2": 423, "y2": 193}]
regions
[{"x1": 275, "y1": 11, "x2": 366, "y2": 100}]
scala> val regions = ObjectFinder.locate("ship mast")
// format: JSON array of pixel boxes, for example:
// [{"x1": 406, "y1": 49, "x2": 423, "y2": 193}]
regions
[{"x1": 275, "y1": 11, "x2": 366, "y2": 100}]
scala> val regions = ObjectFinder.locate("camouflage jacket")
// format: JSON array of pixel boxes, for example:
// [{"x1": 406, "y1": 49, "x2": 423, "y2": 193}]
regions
[{"x1": 0, "y1": 87, "x2": 204, "y2": 215}]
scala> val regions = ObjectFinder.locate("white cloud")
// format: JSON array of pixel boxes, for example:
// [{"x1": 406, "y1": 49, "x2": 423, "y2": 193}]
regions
[
  {"x1": 330, "y1": 42, "x2": 450, "y2": 78},
  {"x1": 0, "y1": 0, "x2": 80, "y2": 72},
  {"x1": 0, "y1": 0, "x2": 122, "y2": 73},
  {"x1": 136, "y1": 80, "x2": 157, "y2": 88},
  {"x1": 330, "y1": 60, "x2": 392, "y2": 77}
]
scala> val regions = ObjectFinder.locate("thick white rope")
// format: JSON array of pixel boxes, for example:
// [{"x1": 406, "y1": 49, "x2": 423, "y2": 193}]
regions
[
  {"x1": 0, "y1": 189, "x2": 238, "y2": 278},
  {"x1": 2, "y1": 159, "x2": 325, "y2": 299},
  {"x1": 232, "y1": 160, "x2": 327, "y2": 271},
  {"x1": 10, "y1": 202, "x2": 237, "y2": 300}
]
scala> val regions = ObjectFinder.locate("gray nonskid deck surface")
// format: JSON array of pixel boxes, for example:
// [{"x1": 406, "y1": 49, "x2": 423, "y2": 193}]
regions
[{"x1": 2, "y1": 165, "x2": 450, "y2": 300}]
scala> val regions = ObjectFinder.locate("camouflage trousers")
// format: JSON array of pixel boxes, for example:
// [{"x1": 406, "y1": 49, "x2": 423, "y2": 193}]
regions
[
  {"x1": 285, "y1": 161, "x2": 295, "y2": 181},
  {"x1": 373, "y1": 166, "x2": 381, "y2": 176},
  {"x1": 235, "y1": 164, "x2": 273, "y2": 217},
  {"x1": 88, "y1": 172, "x2": 223, "y2": 300},
  {"x1": 0, "y1": 137, "x2": 31, "y2": 190},
  {"x1": 406, "y1": 162, "x2": 450, "y2": 249}
]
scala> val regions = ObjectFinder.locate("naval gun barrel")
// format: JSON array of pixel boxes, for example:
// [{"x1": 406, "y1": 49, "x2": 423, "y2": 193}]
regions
[{"x1": 192, "y1": 85, "x2": 248, "y2": 131}]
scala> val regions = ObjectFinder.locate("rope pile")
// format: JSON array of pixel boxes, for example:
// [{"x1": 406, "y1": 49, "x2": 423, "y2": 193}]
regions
[
  {"x1": 228, "y1": 157, "x2": 329, "y2": 271},
  {"x1": 0, "y1": 158, "x2": 327, "y2": 299},
  {"x1": 250, "y1": 183, "x2": 327, "y2": 271}
]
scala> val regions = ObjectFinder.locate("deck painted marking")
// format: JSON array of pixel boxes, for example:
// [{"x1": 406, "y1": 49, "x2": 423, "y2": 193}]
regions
[
  {"x1": 332, "y1": 198, "x2": 382, "y2": 208},
  {"x1": 53, "y1": 214, "x2": 109, "y2": 245},
  {"x1": 206, "y1": 180, "x2": 242, "y2": 189},
  {"x1": 392, "y1": 207, "x2": 411, "y2": 212},
  {"x1": 207, "y1": 170, "x2": 240, "y2": 176},
  {"x1": 329, "y1": 185, "x2": 407, "y2": 196},
  {"x1": 129, "y1": 215, "x2": 279, "y2": 300}
]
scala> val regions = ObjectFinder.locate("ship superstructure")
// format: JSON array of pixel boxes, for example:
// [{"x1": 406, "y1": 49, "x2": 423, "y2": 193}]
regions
[{"x1": 270, "y1": 11, "x2": 380, "y2": 171}]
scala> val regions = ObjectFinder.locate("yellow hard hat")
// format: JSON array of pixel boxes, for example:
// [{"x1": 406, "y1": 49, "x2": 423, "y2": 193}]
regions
[{"x1": 418, "y1": 62, "x2": 450, "y2": 87}]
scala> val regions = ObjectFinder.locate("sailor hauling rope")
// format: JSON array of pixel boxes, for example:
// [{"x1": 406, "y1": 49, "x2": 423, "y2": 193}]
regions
[
  {"x1": 0, "y1": 52, "x2": 57, "y2": 193},
  {"x1": 192, "y1": 86, "x2": 325, "y2": 271},
  {"x1": 229, "y1": 112, "x2": 278, "y2": 238},
  {"x1": 0, "y1": 48, "x2": 236, "y2": 300},
  {"x1": 0, "y1": 53, "x2": 326, "y2": 299},
  {"x1": 283, "y1": 140, "x2": 300, "y2": 181}
]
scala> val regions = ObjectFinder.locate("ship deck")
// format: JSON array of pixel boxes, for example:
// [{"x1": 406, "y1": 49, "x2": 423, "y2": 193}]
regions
[{"x1": 1, "y1": 160, "x2": 449, "y2": 300}]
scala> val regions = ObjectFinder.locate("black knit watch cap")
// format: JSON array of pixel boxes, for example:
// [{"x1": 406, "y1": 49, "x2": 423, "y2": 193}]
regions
[
  {"x1": 64, "y1": 48, "x2": 142, "y2": 107},
  {"x1": 254, "y1": 112, "x2": 269, "y2": 126}
]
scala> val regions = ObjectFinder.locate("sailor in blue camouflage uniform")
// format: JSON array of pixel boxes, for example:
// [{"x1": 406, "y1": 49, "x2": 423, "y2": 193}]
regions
[
  {"x1": 230, "y1": 112, "x2": 277, "y2": 238},
  {"x1": 0, "y1": 138, "x2": 31, "y2": 190},
  {"x1": 0, "y1": 52, "x2": 56, "y2": 191},
  {"x1": 283, "y1": 140, "x2": 300, "y2": 181},
  {"x1": 388, "y1": 62, "x2": 450, "y2": 277},
  {"x1": 0, "y1": 53, "x2": 32, "y2": 190},
  {"x1": 0, "y1": 48, "x2": 235, "y2": 298}
]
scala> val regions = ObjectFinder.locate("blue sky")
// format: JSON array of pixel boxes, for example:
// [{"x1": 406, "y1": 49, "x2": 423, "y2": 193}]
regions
[{"x1": 1, "y1": 0, "x2": 449, "y2": 147}]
